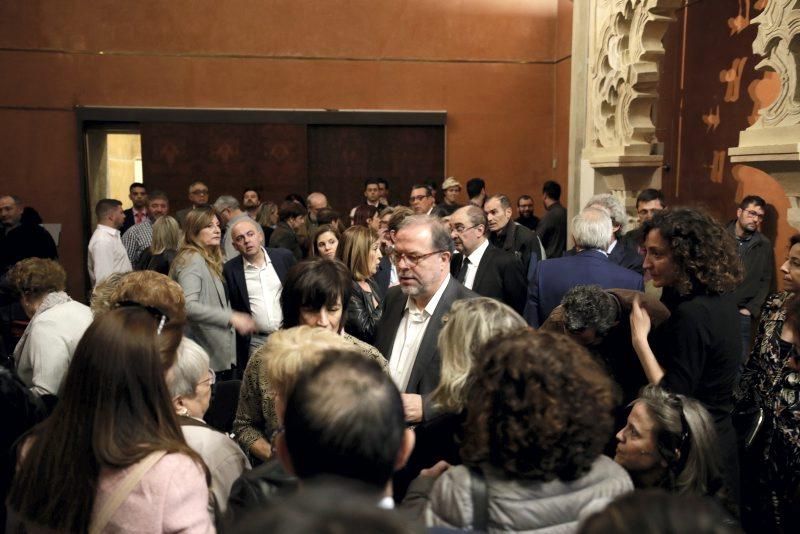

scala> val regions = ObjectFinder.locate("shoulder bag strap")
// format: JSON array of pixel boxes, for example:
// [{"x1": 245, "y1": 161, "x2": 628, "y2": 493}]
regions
[
  {"x1": 89, "y1": 450, "x2": 168, "y2": 534},
  {"x1": 469, "y1": 465, "x2": 489, "y2": 532}
]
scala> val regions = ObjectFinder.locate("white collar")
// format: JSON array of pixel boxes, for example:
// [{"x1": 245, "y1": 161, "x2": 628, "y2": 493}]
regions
[
  {"x1": 466, "y1": 238, "x2": 490, "y2": 265},
  {"x1": 243, "y1": 247, "x2": 271, "y2": 269},
  {"x1": 405, "y1": 273, "x2": 451, "y2": 317},
  {"x1": 96, "y1": 224, "x2": 119, "y2": 236}
]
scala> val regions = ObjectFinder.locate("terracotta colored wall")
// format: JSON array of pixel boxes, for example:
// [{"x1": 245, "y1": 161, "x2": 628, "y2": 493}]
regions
[
  {"x1": 0, "y1": 0, "x2": 570, "y2": 300},
  {"x1": 656, "y1": 0, "x2": 790, "y2": 285}
]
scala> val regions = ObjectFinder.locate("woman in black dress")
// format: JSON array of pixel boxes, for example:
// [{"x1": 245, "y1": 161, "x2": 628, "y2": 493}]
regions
[{"x1": 629, "y1": 207, "x2": 743, "y2": 506}]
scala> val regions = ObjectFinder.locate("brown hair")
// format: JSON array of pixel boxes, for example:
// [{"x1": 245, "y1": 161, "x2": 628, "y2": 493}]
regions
[
  {"x1": 641, "y1": 207, "x2": 742, "y2": 296},
  {"x1": 311, "y1": 224, "x2": 341, "y2": 257},
  {"x1": 353, "y1": 204, "x2": 379, "y2": 227},
  {"x1": 460, "y1": 329, "x2": 616, "y2": 481},
  {"x1": 173, "y1": 206, "x2": 224, "y2": 278},
  {"x1": 337, "y1": 225, "x2": 379, "y2": 281},
  {"x1": 7, "y1": 258, "x2": 66, "y2": 298},
  {"x1": 8, "y1": 308, "x2": 203, "y2": 532}
]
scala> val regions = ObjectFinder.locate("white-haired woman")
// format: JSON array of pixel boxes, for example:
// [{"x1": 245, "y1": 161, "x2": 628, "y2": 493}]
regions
[{"x1": 170, "y1": 337, "x2": 251, "y2": 513}]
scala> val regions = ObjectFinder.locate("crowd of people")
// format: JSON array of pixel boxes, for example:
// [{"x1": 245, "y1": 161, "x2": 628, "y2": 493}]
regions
[{"x1": 0, "y1": 176, "x2": 797, "y2": 533}]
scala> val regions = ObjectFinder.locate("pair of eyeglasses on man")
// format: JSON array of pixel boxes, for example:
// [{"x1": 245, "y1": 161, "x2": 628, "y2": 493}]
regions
[
  {"x1": 409, "y1": 194, "x2": 431, "y2": 203},
  {"x1": 390, "y1": 250, "x2": 446, "y2": 266},
  {"x1": 451, "y1": 224, "x2": 480, "y2": 234},
  {"x1": 743, "y1": 209, "x2": 764, "y2": 220}
]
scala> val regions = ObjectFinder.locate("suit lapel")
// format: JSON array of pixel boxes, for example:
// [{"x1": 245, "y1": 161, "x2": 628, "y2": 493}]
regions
[
  {"x1": 405, "y1": 279, "x2": 457, "y2": 392},
  {"x1": 232, "y1": 256, "x2": 251, "y2": 313},
  {"x1": 471, "y1": 246, "x2": 494, "y2": 291},
  {"x1": 377, "y1": 289, "x2": 407, "y2": 359}
]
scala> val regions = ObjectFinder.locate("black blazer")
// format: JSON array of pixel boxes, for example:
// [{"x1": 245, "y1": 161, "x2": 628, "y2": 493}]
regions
[
  {"x1": 120, "y1": 208, "x2": 138, "y2": 235},
  {"x1": 373, "y1": 254, "x2": 392, "y2": 298},
  {"x1": 268, "y1": 222, "x2": 302, "y2": 260},
  {"x1": 374, "y1": 277, "x2": 478, "y2": 397},
  {"x1": 222, "y1": 248, "x2": 296, "y2": 368},
  {"x1": 450, "y1": 244, "x2": 527, "y2": 313}
]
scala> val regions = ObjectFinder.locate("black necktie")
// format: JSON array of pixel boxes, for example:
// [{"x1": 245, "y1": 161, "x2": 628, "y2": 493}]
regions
[{"x1": 457, "y1": 257, "x2": 470, "y2": 283}]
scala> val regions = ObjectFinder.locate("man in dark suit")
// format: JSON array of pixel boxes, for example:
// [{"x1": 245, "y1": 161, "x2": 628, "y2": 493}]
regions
[
  {"x1": 268, "y1": 200, "x2": 307, "y2": 261},
  {"x1": 524, "y1": 207, "x2": 643, "y2": 327},
  {"x1": 223, "y1": 218, "x2": 295, "y2": 369},
  {"x1": 564, "y1": 193, "x2": 644, "y2": 274},
  {"x1": 449, "y1": 205, "x2": 526, "y2": 313},
  {"x1": 120, "y1": 183, "x2": 148, "y2": 235},
  {"x1": 537, "y1": 180, "x2": 568, "y2": 259},
  {"x1": 374, "y1": 215, "x2": 477, "y2": 422}
]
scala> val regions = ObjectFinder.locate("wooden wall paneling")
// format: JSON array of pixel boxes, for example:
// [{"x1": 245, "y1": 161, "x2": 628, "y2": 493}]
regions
[
  {"x1": 308, "y1": 125, "x2": 445, "y2": 213},
  {"x1": 140, "y1": 122, "x2": 308, "y2": 210}
]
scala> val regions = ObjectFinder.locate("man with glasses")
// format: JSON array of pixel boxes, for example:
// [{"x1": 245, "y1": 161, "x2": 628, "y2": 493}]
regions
[
  {"x1": 727, "y1": 195, "x2": 774, "y2": 361},
  {"x1": 408, "y1": 184, "x2": 435, "y2": 215},
  {"x1": 175, "y1": 181, "x2": 210, "y2": 228},
  {"x1": 374, "y1": 215, "x2": 477, "y2": 423},
  {"x1": 449, "y1": 206, "x2": 526, "y2": 312}
]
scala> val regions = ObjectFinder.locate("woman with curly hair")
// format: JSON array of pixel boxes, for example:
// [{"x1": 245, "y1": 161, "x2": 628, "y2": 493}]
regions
[
  {"x1": 734, "y1": 234, "x2": 800, "y2": 531},
  {"x1": 419, "y1": 329, "x2": 632, "y2": 531},
  {"x1": 170, "y1": 207, "x2": 255, "y2": 376},
  {"x1": 8, "y1": 258, "x2": 93, "y2": 398},
  {"x1": 629, "y1": 207, "x2": 742, "y2": 503}
]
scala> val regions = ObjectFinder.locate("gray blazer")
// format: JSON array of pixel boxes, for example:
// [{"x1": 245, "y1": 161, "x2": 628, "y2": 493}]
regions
[{"x1": 171, "y1": 251, "x2": 236, "y2": 371}]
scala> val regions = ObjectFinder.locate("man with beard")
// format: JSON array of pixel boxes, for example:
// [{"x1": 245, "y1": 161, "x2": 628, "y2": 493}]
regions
[
  {"x1": 374, "y1": 215, "x2": 476, "y2": 422},
  {"x1": 727, "y1": 195, "x2": 773, "y2": 361},
  {"x1": 516, "y1": 194, "x2": 539, "y2": 230},
  {"x1": 242, "y1": 188, "x2": 262, "y2": 219}
]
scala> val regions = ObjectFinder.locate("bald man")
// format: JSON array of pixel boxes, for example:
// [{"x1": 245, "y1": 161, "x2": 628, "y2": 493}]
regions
[{"x1": 223, "y1": 218, "x2": 296, "y2": 368}]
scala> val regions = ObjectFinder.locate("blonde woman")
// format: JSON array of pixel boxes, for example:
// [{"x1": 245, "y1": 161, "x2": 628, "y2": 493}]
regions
[
  {"x1": 337, "y1": 225, "x2": 383, "y2": 343},
  {"x1": 138, "y1": 215, "x2": 181, "y2": 274},
  {"x1": 170, "y1": 207, "x2": 255, "y2": 376},
  {"x1": 395, "y1": 297, "x2": 526, "y2": 500}
]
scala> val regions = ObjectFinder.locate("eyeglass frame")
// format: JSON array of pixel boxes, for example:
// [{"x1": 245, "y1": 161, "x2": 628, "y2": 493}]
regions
[
  {"x1": 198, "y1": 369, "x2": 216, "y2": 387},
  {"x1": 409, "y1": 193, "x2": 432, "y2": 203},
  {"x1": 451, "y1": 223, "x2": 481, "y2": 234},
  {"x1": 390, "y1": 249, "x2": 447, "y2": 267},
  {"x1": 742, "y1": 208, "x2": 765, "y2": 221}
]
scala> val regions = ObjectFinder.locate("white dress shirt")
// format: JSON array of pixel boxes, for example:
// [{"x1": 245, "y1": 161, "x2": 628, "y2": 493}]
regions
[
  {"x1": 388, "y1": 274, "x2": 451, "y2": 391},
  {"x1": 243, "y1": 248, "x2": 283, "y2": 335},
  {"x1": 461, "y1": 239, "x2": 490, "y2": 290},
  {"x1": 88, "y1": 224, "x2": 132, "y2": 287}
]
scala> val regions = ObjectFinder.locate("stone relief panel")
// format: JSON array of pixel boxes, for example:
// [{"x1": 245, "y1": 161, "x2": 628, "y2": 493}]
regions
[
  {"x1": 588, "y1": 0, "x2": 682, "y2": 157},
  {"x1": 748, "y1": 0, "x2": 800, "y2": 129}
]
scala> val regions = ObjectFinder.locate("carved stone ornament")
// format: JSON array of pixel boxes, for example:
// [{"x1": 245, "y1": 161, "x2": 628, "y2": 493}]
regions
[
  {"x1": 748, "y1": 0, "x2": 800, "y2": 129},
  {"x1": 587, "y1": 0, "x2": 681, "y2": 157}
]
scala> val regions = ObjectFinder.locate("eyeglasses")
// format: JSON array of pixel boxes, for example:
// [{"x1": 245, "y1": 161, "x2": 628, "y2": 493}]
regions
[
  {"x1": 198, "y1": 369, "x2": 216, "y2": 387},
  {"x1": 409, "y1": 194, "x2": 431, "y2": 203},
  {"x1": 452, "y1": 224, "x2": 480, "y2": 234},
  {"x1": 190, "y1": 189, "x2": 209, "y2": 195},
  {"x1": 390, "y1": 249, "x2": 445, "y2": 267},
  {"x1": 743, "y1": 209, "x2": 765, "y2": 220}
]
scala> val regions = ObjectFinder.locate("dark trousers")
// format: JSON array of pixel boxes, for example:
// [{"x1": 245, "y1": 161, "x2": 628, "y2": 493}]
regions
[{"x1": 739, "y1": 313, "x2": 753, "y2": 364}]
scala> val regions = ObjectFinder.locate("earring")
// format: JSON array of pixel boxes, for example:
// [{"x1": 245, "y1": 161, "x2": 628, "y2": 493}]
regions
[{"x1": 178, "y1": 407, "x2": 189, "y2": 416}]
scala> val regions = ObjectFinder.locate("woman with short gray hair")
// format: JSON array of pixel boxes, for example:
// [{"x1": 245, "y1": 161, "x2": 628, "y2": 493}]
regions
[{"x1": 169, "y1": 337, "x2": 250, "y2": 513}]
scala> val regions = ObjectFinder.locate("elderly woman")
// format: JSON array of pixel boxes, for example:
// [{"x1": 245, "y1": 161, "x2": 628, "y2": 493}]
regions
[
  {"x1": 630, "y1": 207, "x2": 742, "y2": 501},
  {"x1": 233, "y1": 258, "x2": 387, "y2": 462},
  {"x1": 7, "y1": 258, "x2": 93, "y2": 397},
  {"x1": 226, "y1": 326, "x2": 354, "y2": 519},
  {"x1": 169, "y1": 337, "x2": 250, "y2": 513},
  {"x1": 171, "y1": 207, "x2": 255, "y2": 376},
  {"x1": 414, "y1": 330, "x2": 632, "y2": 531},
  {"x1": 735, "y1": 235, "x2": 800, "y2": 531},
  {"x1": 311, "y1": 224, "x2": 340, "y2": 260},
  {"x1": 615, "y1": 385, "x2": 729, "y2": 507},
  {"x1": 337, "y1": 225, "x2": 384, "y2": 343},
  {"x1": 8, "y1": 307, "x2": 212, "y2": 533}
]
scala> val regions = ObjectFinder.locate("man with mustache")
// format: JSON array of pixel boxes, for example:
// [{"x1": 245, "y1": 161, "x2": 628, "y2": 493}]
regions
[{"x1": 374, "y1": 215, "x2": 477, "y2": 423}]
